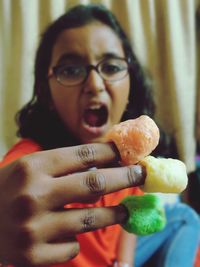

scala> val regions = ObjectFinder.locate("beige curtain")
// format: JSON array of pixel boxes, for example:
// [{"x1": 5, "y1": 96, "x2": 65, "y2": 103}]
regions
[{"x1": 0, "y1": 0, "x2": 199, "y2": 173}]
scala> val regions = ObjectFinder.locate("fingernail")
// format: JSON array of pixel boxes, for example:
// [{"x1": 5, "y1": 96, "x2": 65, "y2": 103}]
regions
[{"x1": 130, "y1": 165, "x2": 146, "y2": 186}]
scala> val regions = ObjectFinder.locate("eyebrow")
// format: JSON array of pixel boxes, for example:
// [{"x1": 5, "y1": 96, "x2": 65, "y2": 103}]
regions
[
  {"x1": 56, "y1": 53, "x2": 85, "y2": 65},
  {"x1": 102, "y1": 52, "x2": 125, "y2": 60},
  {"x1": 56, "y1": 52, "x2": 125, "y2": 66}
]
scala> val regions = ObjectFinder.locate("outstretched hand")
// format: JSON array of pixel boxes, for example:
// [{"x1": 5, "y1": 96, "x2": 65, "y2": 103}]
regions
[{"x1": 0, "y1": 143, "x2": 145, "y2": 266}]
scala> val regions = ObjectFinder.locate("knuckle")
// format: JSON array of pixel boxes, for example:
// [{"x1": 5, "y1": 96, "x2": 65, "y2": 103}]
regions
[
  {"x1": 13, "y1": 157, "x2": 35, "y2": 187},
  {"x1": 81, "y1": 209, "x2": 97, "y2": 232},
  {"x1": 15, "y1": 157, "x2": 33, "y2": 177},
  {"x1": 84, "y1": 172, "x2": 106, "y2": 194},
  {"x1": 11, "y1": 194, "x2": 36, "y2": 222},
  {"x1": 15, "y1": 224, "x2": 35, "y2": 250},
  {"x1": 76, "y1": 145, "x2": 96, "y2": 166},
  {"x1": 16, "y1": 248, "x2": 37, "y2": 267},
  {"x1": 13, "y1": 236, "x2": 42, "y2": 267}
]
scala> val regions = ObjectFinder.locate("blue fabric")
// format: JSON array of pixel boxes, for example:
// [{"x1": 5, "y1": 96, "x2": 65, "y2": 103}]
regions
[{"x1": 134, "y1": 203, "x2": 200, "y2": 267}]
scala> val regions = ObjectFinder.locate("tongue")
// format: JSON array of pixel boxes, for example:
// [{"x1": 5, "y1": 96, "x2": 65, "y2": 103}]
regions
[
  {"x1": 84, "y1": 106, "x2": 108, "y2": 127},
  {"x1": 84, "y1": 109, "x2": 103, "y2": 127},
  {"x1": 85, "y1": 112, "x2": 99, "y2": 127}
]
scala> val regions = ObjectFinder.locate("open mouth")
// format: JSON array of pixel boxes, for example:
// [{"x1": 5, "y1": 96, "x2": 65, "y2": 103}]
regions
[{"x1": 83, "y1": 104, "x2": 108, "y2": 127}]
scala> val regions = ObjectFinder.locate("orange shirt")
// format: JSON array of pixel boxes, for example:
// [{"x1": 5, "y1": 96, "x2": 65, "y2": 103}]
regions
[{"x1": 0, "y1": 139, "x2": 143, "y2": 267}]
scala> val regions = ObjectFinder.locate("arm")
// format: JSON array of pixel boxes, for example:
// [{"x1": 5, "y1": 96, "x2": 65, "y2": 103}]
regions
[{"x1": 115, "y1": 229, "x2": 137, "y2": 267}]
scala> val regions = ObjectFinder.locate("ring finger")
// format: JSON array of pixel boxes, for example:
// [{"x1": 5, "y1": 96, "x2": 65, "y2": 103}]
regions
[{"x1": 32, "y1": 205, "x2": 128, "y2": 243}]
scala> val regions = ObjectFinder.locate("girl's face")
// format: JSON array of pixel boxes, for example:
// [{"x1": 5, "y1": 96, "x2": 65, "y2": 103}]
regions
[{"x1": 48, "y1": 22, "x2": 130, "y2": 144}]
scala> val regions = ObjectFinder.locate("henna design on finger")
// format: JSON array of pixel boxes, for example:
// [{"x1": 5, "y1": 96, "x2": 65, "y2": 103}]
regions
[
  {"x1": 76, "y1": 145, "x2": 96, "y2": 166},
  {"x1": 81, "y1": 209, "x2": 97, "y2": 232},
  {"x1": 85, "y1": 172, "x2": 106, "y2": 194}
]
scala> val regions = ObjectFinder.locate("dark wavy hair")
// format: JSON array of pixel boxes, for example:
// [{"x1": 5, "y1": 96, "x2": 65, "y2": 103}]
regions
[{"x1": 16, "y1": 4, "x2": 157, "y2": 150}]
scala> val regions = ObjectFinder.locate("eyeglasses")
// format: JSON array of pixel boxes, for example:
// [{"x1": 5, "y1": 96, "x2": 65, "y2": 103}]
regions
[{"x1": 49, "y1": 57, "x2": 130, "y2": 87}]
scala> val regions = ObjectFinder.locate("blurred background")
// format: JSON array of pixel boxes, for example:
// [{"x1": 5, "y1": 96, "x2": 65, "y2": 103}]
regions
[{"x1": 0, "y1": 0, "x2": 200, "y2": 174}]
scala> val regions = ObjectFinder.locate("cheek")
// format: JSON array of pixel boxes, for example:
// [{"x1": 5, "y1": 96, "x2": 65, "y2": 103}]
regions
[
  {"x1": 111, "y1": 78, "x2": 130, "y2": 117},
  {"x1": 49, "y1": 85, "x2": 79, "y2": 126}
]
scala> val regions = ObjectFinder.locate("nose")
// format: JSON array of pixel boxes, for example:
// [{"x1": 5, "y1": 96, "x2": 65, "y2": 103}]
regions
[{"x1": 82, "y1": 69, "x2": 106, "y2": 95}]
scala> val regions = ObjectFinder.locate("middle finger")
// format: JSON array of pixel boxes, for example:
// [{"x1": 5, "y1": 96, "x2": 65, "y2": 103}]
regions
[{"x1": 47, "y1": 165, "x2": 145, "y2": 209}]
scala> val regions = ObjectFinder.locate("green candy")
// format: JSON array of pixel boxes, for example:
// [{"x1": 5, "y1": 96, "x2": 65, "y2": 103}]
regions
[{"x1": 121, "y1": 194, "x2": 166, "y2": 235}]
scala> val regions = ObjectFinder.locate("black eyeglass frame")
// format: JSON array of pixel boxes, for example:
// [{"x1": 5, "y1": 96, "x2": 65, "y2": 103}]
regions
[{"x1": 48, "y1": 57, "x2": 131, "y2": 87}]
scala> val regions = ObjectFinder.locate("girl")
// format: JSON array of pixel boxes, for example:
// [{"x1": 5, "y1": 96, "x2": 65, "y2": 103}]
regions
[{"x1": 0, "y1": 4, "x2": 199, "y2": 267}]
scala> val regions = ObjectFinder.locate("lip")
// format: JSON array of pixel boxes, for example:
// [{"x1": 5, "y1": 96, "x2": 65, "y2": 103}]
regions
[
  {"x1": 84, "y1": 100, "x2": 108, "y2": 109},
  {"x1": 82, "y1": 122, "x2": 108, "y2": 136},
  {"x1": 81, "y1": 100, "x2": 109, "y2": 137}
]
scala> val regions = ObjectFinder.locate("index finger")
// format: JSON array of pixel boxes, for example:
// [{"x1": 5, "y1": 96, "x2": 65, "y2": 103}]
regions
[{"x1": 28, "y1": 143, "x2": 119, "y2": 176}]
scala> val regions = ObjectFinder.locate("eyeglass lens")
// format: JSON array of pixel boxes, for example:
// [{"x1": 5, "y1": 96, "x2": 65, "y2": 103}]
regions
[{"x1": 54, "y1": 58, "x2": 129, "y2": 86}]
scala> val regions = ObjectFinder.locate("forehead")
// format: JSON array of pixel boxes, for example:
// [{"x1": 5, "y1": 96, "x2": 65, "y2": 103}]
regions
[{"x1": 50, "y1": 22, "x2": 125, "y2": 66}]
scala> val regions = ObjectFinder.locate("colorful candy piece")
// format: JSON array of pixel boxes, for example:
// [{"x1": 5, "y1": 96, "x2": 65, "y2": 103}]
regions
[
  {"x1": 105, "y1": 115, "x2": 160, "y2": 165},
  {"x1": 108, "y1": 116, "x2": 188, "y2": 235},
  {"x1": 139, "y1": 156, "x2": 188, "y2": 193},
  {"x1": 121, "y1": 194, "x2": 166, "y2": 235}
]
